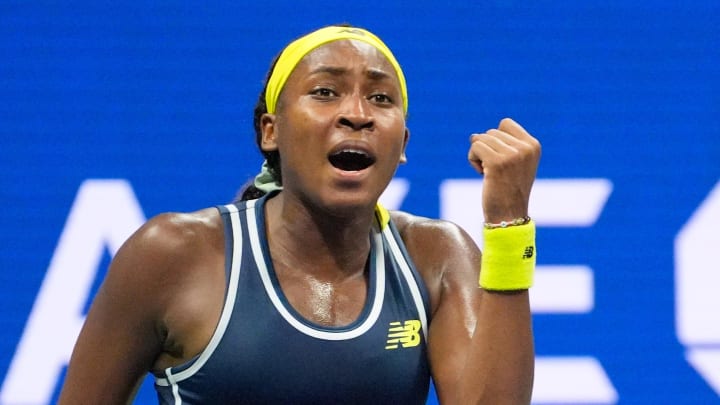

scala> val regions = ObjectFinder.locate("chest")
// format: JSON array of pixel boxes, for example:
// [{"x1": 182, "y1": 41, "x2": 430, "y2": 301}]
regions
[
  {"x1": 154, "y1": 201, "x2": 433, "y2": 404},
  {"x1": 272, "y1": 263, "x2": 369, "y2": 327},
  {"x1": 176, "y1": 251, "x2": 430, "y2": 404}
]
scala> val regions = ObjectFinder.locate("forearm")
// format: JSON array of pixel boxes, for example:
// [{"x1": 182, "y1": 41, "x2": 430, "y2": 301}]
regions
[
  {"x1": 459, "y1": 212, "x2": 535, "y2": 402},
  {"x1": 458, "y1": 289, "x2": 534, "y2": 405},
  {"x1": 440, "y1": 117, "x2": 538, "y2": 404}
]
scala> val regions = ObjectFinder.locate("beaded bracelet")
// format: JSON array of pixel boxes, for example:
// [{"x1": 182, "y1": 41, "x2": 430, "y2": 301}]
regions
[{"x1": 483, "y1": 216, "x2": 532, "y2": 229}]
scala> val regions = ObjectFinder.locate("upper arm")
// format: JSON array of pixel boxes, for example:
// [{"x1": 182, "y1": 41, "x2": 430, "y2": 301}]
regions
[
  {"x1": 395, "y1": 213, "x2": 484, "y2": 401},
  {"x1": 399, "y1": 212, "x2": 534, "y2": 404},
  {"x1": 58, "y1": 213, "x2": 191, "y2": 404}
]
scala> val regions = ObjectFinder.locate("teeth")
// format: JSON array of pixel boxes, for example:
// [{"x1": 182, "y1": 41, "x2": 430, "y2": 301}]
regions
[{"x1": 333, "y1": 149, "x2": 367, "y2": 156}]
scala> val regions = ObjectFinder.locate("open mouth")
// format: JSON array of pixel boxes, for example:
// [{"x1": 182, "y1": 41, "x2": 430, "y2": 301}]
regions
[{"x1": 328, "y1": 149, "x2": 376, "y2": 171}]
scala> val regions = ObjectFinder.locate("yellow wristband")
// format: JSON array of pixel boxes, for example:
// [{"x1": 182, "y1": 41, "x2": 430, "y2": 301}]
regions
[{"x1": 479, "y1": 220, "x2": 536, "y2": 291}]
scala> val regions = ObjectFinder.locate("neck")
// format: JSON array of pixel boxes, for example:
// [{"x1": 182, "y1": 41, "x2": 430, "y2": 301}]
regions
[{"x1": 264, "y1": 192, "x2": 376, "y2": 280}]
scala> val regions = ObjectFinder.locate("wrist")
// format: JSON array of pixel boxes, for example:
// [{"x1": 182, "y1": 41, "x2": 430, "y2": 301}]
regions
[
  {"x1": 479, "y1": 220, "x2": 536, "y2": 291},
  {"x1": 483, "y1": 208, "x2": 530, "y2": 224},
  {"x1": 484, "y1": 215, "x2": 532, "y2": 229}
]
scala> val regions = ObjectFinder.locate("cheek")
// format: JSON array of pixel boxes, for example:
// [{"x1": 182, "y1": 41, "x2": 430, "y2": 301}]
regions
[
  {"x1": 379, "y1": 118, "x2": 407, "y2": 155},
  {"x1": 276, "y1": 118, "x2": 328, "y2": 169},
  {"x1": 276, "y1": 112, "x2": 314, "y2": 151}
]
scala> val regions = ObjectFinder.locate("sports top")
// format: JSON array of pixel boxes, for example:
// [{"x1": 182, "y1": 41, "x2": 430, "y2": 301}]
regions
[{"x1": 154, "y1": 193, "x2": 431, "y2": 404}]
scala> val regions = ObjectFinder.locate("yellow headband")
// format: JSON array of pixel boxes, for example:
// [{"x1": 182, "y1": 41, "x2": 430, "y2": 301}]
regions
[{"x1": 265, "y1": 26, "x2": 408, "y2": 115}]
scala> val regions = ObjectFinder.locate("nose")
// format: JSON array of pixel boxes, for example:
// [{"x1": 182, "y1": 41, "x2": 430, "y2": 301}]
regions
[{"x1": 337, "y1": 93, "x2": 374, "y2": 131}]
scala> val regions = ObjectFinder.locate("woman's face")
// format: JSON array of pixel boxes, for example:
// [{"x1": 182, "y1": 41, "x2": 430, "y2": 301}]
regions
[{"x1": 261, "y1": 39, "x2": 408, "y2": 213}]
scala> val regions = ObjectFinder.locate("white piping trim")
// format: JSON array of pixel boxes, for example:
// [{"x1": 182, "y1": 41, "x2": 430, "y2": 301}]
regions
[
  {"x1": 165, "y1": 368, "x2": 182, "y2": 405},
  {"x1": 155, "y1": 203, "x2": 244, "y2": 386},
  {"x1": 247, "y1": 199, "x2": 385, "y2": 340},
  {"x1": 382, "y1": 225, "x2": 429, "y2": 341}
]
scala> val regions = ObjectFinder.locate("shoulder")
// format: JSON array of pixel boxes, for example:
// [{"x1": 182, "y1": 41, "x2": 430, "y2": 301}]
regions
[
  {"x1": 389, "y1": 210, "x2": 480, "y2": 272},
  {"x1": 133, "y1": 208, "x2": 224, "y2": 252},
  {"x1": 66, "y1": 207, "x2": 227, "y2": 383},
  {"x1": 104, "y1": 206, "x2": 227, "y2": 345},
  {"x1": 390, "y1": 210, "x2": 474, "y2": 245},
  {"x1": 109, "y1": 207, "x2": 225, "y2": 289},
  {"x1": 389, "y1": 210, "x2": 481, "y2": 311}
]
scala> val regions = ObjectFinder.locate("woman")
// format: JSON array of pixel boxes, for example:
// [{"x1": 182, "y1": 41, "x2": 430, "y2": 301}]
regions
[{"x1": 59, "y1": 25, "x2": 540, "y2": 404}]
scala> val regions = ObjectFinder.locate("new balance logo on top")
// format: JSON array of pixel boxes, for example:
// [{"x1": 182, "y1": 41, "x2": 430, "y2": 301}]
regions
[
  {"x1": 385, "y1": 320, "x2": 421, "y2": 350},
  {"x1": 523, "y1": 246, "x2": 534, "y2": 259}
]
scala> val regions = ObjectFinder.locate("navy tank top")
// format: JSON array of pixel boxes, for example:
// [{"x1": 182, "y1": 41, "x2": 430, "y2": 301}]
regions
[{"x1": 154, "y1": 194, "x2": 431, "y2": 404}]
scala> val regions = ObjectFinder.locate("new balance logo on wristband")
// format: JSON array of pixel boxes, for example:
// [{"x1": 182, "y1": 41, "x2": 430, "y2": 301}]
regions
[{"x1": 523, "y1": 246, "x2": 534, "y2": 259}]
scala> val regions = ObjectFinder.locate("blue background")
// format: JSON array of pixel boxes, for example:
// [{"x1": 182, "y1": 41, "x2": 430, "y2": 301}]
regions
[{"x1": 1, "y1": 1, "x2": 719, "y2": 404}]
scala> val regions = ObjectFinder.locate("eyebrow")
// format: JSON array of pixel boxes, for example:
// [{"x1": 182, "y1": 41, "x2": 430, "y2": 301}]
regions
[
  {"x1": 365, "y1": 68, "x2": 393, "y2": 81},
  {"x1": 308, "y1": 65, "x2": 394, "y2": 81}
]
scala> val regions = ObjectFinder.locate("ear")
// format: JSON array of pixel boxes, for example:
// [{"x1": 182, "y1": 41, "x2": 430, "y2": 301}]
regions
[
  {"x1": 399, "y1": 127, "x2": 410, "y2": 164},
  {"x1": 260, "y1": 113, "x2": 279, "y2": 152}
]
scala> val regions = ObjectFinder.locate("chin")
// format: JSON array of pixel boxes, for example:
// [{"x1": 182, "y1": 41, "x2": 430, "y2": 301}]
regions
[{"x1": 317, "y1": 186, "x2": 380, "y2": 215}]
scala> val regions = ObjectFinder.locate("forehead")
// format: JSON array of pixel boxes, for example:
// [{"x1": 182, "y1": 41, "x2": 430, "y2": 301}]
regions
[{"x1": 294, "y1": 39, "x2": 397, "y2": 78}]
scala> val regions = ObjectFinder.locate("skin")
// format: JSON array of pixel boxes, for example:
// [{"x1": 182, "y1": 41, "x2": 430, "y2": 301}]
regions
[{"x1": 59, "y1": 38, "x2": 540, "y2": 405}]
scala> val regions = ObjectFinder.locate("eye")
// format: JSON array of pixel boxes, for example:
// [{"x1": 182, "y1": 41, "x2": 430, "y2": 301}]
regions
[
  {"x1": 369, "y1": 93, "x2": 393, "y2": 105},
  {"x1": 310, "y1": 87, "x2": 337, "y2": 98}
]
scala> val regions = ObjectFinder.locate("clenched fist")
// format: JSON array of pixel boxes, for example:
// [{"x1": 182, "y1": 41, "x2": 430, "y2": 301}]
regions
[{"x1": 468, "y1": 118, "x2": 541, "y2": 224}]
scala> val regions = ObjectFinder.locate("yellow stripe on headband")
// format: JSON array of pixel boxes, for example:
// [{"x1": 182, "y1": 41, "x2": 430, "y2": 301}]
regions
[{"x1": 265, "y1": 26, "x2": 408, "y2": 115}]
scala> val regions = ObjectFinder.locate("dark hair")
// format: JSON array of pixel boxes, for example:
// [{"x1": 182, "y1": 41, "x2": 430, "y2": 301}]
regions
[
  {"x1": 237, "y1": 54, "x2": 282, "y2": 201},
  {"x1": 238, "y1": 23, "x2": 356, "y2": 202}
]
